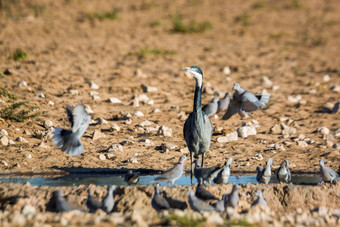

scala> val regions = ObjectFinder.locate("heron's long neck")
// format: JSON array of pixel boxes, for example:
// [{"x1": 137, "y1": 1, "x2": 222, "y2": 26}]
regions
[{"x1": 193, "y1": 80, "x2": 202, "y2": 112}]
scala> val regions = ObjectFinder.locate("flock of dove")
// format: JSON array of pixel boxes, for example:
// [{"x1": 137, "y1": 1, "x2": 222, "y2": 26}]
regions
[{"x1": 51, "y1": 66, "x2": 338, "y2": 213}]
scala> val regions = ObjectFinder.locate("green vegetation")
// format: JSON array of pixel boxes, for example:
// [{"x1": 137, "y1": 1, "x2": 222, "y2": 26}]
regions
[
  {"x1": 0, "y1": 86, "x2": 17, "y2": 100},
  {"x1": 171, "y1": 14, "x2": 212, "y2": 33},
  {"x1": 128, "y1": 48, "x2": 177, "y2": 58},
  {"x1": 287, "y1": 0, "x2": 302, "y2": 9},
  {"x1": 235, "y1": 13, "x2": 250, "y2": 27},
  {"x1": 203, "y1": 46, "x2": 214, "y2": 52},
  {"x1": 9, "y1": 49, "x2": 27, "y2": 61},
  {"x1": 0, "y1": 72, "x2": 4, "y2": 79},
  {"x1": 86, "y1": 8, "x2": 119, "y2": 21},
  {"x1": 169, "y1": 213, "x2": 206, "y2": 227},
  {"x1": 0, "y1": 102, "x2": 40, "y2": 122},
  {"x1": 252, "y1": 1, "x2": 266, "y2": 9},
  {"x1": 225, "y1": 218, "x2": 252, "y2": 226},
  {"x1": 149, "y1": 20, "x2": 162, "y2": 27}
]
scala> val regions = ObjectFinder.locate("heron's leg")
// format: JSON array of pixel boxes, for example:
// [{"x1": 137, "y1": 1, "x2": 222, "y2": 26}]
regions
[
  {"x1": 190, "y1": 153, "x2": 193, "y2": 184},
  {"x1": 201, "y1": 154, "x2": 205, "y2": 167}
]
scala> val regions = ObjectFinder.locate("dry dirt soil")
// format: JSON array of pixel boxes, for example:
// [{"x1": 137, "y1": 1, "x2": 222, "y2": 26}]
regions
[{"x1": 0, "y1": 0, "x2": 339, "y2": 226}]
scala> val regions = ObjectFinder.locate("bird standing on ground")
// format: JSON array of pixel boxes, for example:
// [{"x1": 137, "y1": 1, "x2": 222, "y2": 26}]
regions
[
  {"x1": 52, "y1": 190, "x2": 74, "y2": 212},
  {"x1": 155, "y1": 156, "x2": 187, "y2": 185},
  {"x1": 251, "y1": 190, "x2": 267, "y2": 207},
  {"x1": 225, "y1": 184, "x2": 240, "y2": 209},
  {"x1": 222, "y1": 83, "x2": 270, "y2": 120},
  {"x1": 213, "y1": 158, "x2": 233, "y2": 184},
  {"x1": 124, "y1": 170, "x2": 139, "y2": 185},
  {"x1": 319, "y1": 159, "x2": 338, "y2": 187},
  {"x1": 183, "y1": 66, "x2": 213, "y2": 183},
  {"x1": 101, "y1": 185, "x2": 115, "y2": 213},
  {"x1": 257, "y1": 157, "x2": 274, "y2": 184},
  {"x1": 86, "y1": 188, "x2": 102, "y2": 213},
  {"x1": 217, "y1": 92, "x2": 231, "y2": 114},
  {"x1": 195, "y1": 178, "x2": 219, "y2": 201},
  {"x1": 277, "y1": 160, "x2": 291, "y2": 183},
  {"x1": 152, "y1": 185, "x2": 170, "y2": 212},
  {"x1": 53, "y1": 103, "x2": 91, "y2": 156},
  {"x1": 202, "y1": 97, "x2": 219, "y2": 117},
  {"x1": 193, "y1": 159, "x2": 221, "y2": 184},
  {"x1": 187, "y1": 189, "x2": 216, "y2": 212}
]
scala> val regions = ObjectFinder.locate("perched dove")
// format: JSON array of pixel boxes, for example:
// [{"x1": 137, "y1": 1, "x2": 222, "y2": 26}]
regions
[
  {"x1": 195, "y1": 178, "x2": 219, "y2": 201},
  {"x1": 124, "y1": 170, "x2": 139, "y2": 185},
  {"x1": 155, "y1": 156, "x2": 187, "y2": 185},
  {"x1": 225, "y1": 184, "x2": 240, "y2": 209},
  {"x1": 187, "y1": 189, "x2": 216, "y2": 212},
  {"x1": 319, "y1": 159, "x2": 338, "y2": 187},
  {"x1": 152, "y1": 185, "x2": 170, "y2": 212},
  {"x1": 52, "y1": 190, "x2": 74, "y2": 212},
  {"x1": 213, "y1": 158, "x2": 232, "y2": 184},
  {"x1": 251, "y1": 190, "x2": 267, "y2": 207},
  {"x1": 277, "y1": 160, "x2": 291, "y2": 183},
  {"x1": 222, "y1": 83, "x2": 270, "y2": 120},
  {"x1": 86, "y1": 188, "x2": 102, "y2": 213},
  {"x1": 258, "y1": 157, "x2": 273, "y2": 184},
  {"x1": 217, "y1": 92, "x2": 231, "y2": 113},
  {"x1": 213, "y1": 196, "x2": 226, "y2": 213},
  {"x1": 53, "y1": 103, "x2": 91, "y2": 156},
  {"x1": 202, "y1": 97, "x2": 219, "y2": 117},
  {"x1": 101, "y1": 185, "x2": 115, "y2": 213},
  {"x1": 193, "y1": 159, "x2": 221, "y2": 184}
]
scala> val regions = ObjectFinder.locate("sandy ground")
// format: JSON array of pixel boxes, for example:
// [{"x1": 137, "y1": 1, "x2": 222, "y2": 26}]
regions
[{"x1": 0, "y1": 0, "x2": 339, "y2": 225}]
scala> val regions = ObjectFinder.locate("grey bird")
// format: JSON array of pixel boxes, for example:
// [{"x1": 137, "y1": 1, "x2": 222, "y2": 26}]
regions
[
  {"x1": 183, "y1": 66, "x2": 213, "y2": 183},
  {"x1": 187, "y1": 189, "x2": 216, "y2": 212},
  {"x1": 251, "y1": 190, "x2": 267, "y2": 207},
  {"x1": 53, "y1": 190, "x2": 73, "y2": 212},
  {"x1": 53, "y1": 103, "x2": 91, "y2": 156},
  {"x1": 193, "y1": 159, "x2": 221, "y2": 184},
  {"x1": 258, "y1": 157, "x2": 274, "y2": 184},
  {"x1": 213, "y1": 195, "x2": 227, "y2": 213},
  {"x1": 155, "y1": 156, "x2": 187, "y2": 185},
  {"x1": 101, "y1": 185, "x2": 115, "y2": 213},
  {"x1": 217, "y1": 92, "x2": 232, "y2": 114},
  {"x1": 152, "y1": 185, "x2": 170, "y2": 212},
  {"x1": 195, "y1": 178, "x2": 219, "y2": 201},
  {"x1": 256, "y1": 166, "x2": 263, "y2": 183},
  {"x1": 277, "y1": 160, "x2": 291, "y2": 183},
  {"x1": 86, "y1": 188, "x2": 102, "y2": 213},
  {"x1": 124, "y1": 170, "x2": 139, "y2": 185},
  {"x1": 319, "y1": 159, "x2": 338, "y2": 187},
  {"x1": 225, "y1": 184, "x2": 240, "y2": 209},
  {"x1": 213, "y1": 158, "x2": 233, "y2": 184},
  {"x1": 222, "y1": 83, "x2": 270, "y2": 120},
  {"x1": 202, "y1": 97, "x2": 219, "y2": 117}
]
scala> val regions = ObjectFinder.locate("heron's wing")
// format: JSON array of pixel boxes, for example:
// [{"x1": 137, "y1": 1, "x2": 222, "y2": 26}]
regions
[
  {"x1": 72, "y1": 103, "x2": 91, "y2": 135},
  {"x1": 183, "y1": 113, "x2": 192, "y2": 139},
  {"x1": 66, "y1": 105, "x2": 74, "y2": 126},
  {"x1": 222, "y1": 97, "x2": 241, "y2": 120}
]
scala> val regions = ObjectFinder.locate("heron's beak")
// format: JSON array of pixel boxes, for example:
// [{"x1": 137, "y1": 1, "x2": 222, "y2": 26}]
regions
[{"x1": 182, "y1": 67, "x2": 190, "y2": 71}]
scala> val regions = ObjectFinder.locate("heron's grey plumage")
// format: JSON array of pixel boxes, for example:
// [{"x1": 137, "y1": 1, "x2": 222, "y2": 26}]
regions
[
  {"x1": 222, "y1": 83, "x2": 270, "y2": 120},
  {"x1": 86, "y1": 189, "x2": 102, "y2": 213},
  {"x1": 277, "y1": 160, "x2": 291, "y2": 183},
  {"x1": 101, "y1": 185, "x2": 115, "y2": 213},
  {"x1": 213, "y1": 158, "x2": 232, "y2": 184},
  {"x1": 53, "y1": 103, "x2": 91, "y2": 156},
  {"x1": 195, "y1": 178, "x2": 219, "y2": 201},
  {"x1": 319, "y1": 159, "x2": 338, "y2": 186},
  {"x1": 183, "y1": 66, "x2": 213, "y2": 183},
  {"x1": 155, "y1": 156, "x2": 187, "y2": 185},
  {"x1": 225, "y1": 184, "x2": 240, "y2": 209},
  {"x1": 258, "y1": 157, "x2": 273, "y2": 184},
  {"x1": 251, "y1": 190, "x2": 267, "y2": 207},
  {"x1": 53, "y1": 190, "x2": 73, "y2": 212},
  {"x1": 187, "y1": 189, "x2": 216, "y2": 212},
  {"x1": 152, "y1": 185, "x2": 170, "y2": 212},
  {"x1": 193, "y1": 159, "x2": 221, "y2": 184},
  {"x1": 217, "y1": 92, "x2": 231, "y2": 113},
  {"x1": 202, "y1": 97, "x2": 219, "y2": 117},
  {"x1": 124, "y1": 170, "x2": 139, "y2": 185}
]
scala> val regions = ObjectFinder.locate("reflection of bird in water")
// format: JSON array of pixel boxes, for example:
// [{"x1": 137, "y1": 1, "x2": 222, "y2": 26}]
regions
[
  {"x1": 124, "y1": 170, "x2": 139, "y2": 185},
  {"x1": 183, "y1": 66, "x2": 213, "y2": 183},
  {"x1": 53, "y1": 103, "x2": 91, "y2": 156},
  {"x1": 277, "y1": 160, "x2": 291, "y2": 183}
]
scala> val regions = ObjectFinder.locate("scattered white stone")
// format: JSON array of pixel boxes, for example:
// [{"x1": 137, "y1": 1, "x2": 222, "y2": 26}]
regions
[
  {"x1": 288, "y1": 95, "x2": 301, "y2": 103},
  {"x1": 89, "y1": 91, "x2": 98, "y2": 96},
  {"x1": 38, "y1": 142, "x2": 50, "y2": 148},
  {"x1": 98, "y1": 154, "x2": 106, "y2": 161},
  {"x1": 21, "y1": 205, "x2": 35, "y2": 220},
  {"x1": 217, "y1": 131, "x2": 238, "y2": 143},
  {"x1": 152, "y1": 108, "x2": 161, "y2": 113},
  {"x1": 44, "y1": 120, "x2": 53, "y2": 128},
  {"x1": 92, "y1": 95, "x2": 101, "y2": 101},
  {"x1": 1, "y1": 160, "x2": 8, "y2": 166},
  {"x1": 0, "y1": 129, "x2": 8, "y2": 136},
  {"x1": 225, "y1": 76, "x2": 232, "y2": 82},
  {"x1": 48, "y1": 100, "x2": 54, "y2": 106},
  {"x1": 136, "y1": 69, "x2": 147, "y2": 78},
  {"x1": 69, "y1": 89, "x2": 78, "y2": 95},
  {"x1": 92, "y1": 130, "x2": 106, "y2": 140},
  {"x1": 130, "y1": 99, "x2": 139, "y2": 107},
  {"x1": 308, "y1": 89, "x2": 317, "y2": 94},
  {"x1": 138, "y1": 138, "x2": 152, "y2": 144},
  {"x1": 106, "y1": 153, "x2": 116, "y2": 159},
  {"x1": 333, "y1": 144, "x2": 340, "y2": 149},
  {"x1": 329, "y1": 85, "x2": 340, "y2": 93},
  {"x1": 107, "y1": 144, "x2": 123, "y2": 152},
  {"x1": 133, "y1": 111, "x2": 144, "y2": 117},
  {"x1": 297, "y1": 141, "x2": 308, "y2": 148},
  {"x1": 179, "y1": 147, "x2": 189, "y2": 153},
  {"x1": 18, "y1": 81, "x2": 27, "y2": 87},
  {"x1": 26, "y1": 154, "x2": 32, "y2": 159},
  {"x1": 237, "y1": 125, "x2": 256, "y2": 138},
  {"x1": 90, "y1": 81, "x2": 99, "y2": 89},
  {"x1": 270, "y1": 123, "x2": 282, "y2": 134},
  {"x1": 268, "y1": 143, "x2": 285, "y2": 151},
  {"x1": 34, "y1": 93, "x2": 45, "y2": 98},
  {"x1": 142, "y1": 85, "x2": 158, "y2": 93},
  {"x1": 317, "y1": 126, "x2": 329, "y2": 135},
  {"x1": 262, "y1": 76, "x2": 273, "y2": 87},
  {"x1": 9, "y1": 139, "x2": 15, "y2": 145},
  {"x1": 323, "y1": 74, "x2": 330, "y2": 82},
  {"x1": 161, "y1": 143, "x2": 178, "y2": 153},
  {"x1": 97, "y1": 118, "x2": 108, "y2": 125},
  {"x1": 128, "y1": 158, "x2": 138, "y2": 163},
  {"x1": 334, "y1": 128, "x2": 340, "y2": 137},
  {"x1": 223, "y1": 66, "x2": 231, "y2": 75},
  {"x1": 110, "y1": 124, "x2": 121, "y2": 132},
  {"x1": 157, "y1": 125, "x2": 172, "y2": 137},
  {"x1": 109, "y1": 97, "x2": 122, "y2": 104},
  {"x1": 139, "y1": 120, "x2": 152, "y2": 127},
  {"x1": 205, "y1": 212, "x2": 224, "y2": 225},
  {"x1": 0, "y1": 136, "x2": 9, "y2": 146},
  {"x1": 120, "y1": 140, "x2": 134, "y2": 146},
  {"x1": 85, "y1": 105, "x2": 94, "y2": 114},
  {"x1": 134, "y1": 94, "x2": 150, "y2": 103},
  {"x1": 252, "y1": 153, "x2": 263, "y2": 161},
  {"x1": 124, "y1": 119, "x2": 132, "y2": 125},
  {"x1": 272, "y1": 85, "x2": 280, "y2": 91}
]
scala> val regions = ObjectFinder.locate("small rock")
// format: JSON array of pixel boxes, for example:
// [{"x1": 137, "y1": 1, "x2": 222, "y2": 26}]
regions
[
  {"x1": 270, "y1": 123, "x2": 282, "y2": 134},
  {"x1": 308, "y1": 89, "x2": 317, "y2": 94},
  {"x1": 1, "y1": 160, "x2": 8, "y2": 166},
  {"x1": 146, "y1": 99, "x2": 154, "y2": 105},
  {"x1": 269, "y1": 143, "x2": 285, "y2": 151},
  {"x1": 323, "y1": 74, "x2": 330, "y2": 82},
  {"x1": 297, "y1": 141, "x2": 308, "y2": 148},
  {"x1": 333, "y1": 144, "x2": 340, "y2": 149},
  {"x1": 0, "y1": 129, "x2": 8, "y2": 136},
  {"x1": 205, "y1": 213, "x2": 224, "y2": 225},
  {"x1": 130, "y1": 98, "x2": 139, "y2": 107},
  {"x1": 317, "y1": 126, "x2": 329, "y2": 135},
  {"x1": 9, "y1": 139, "x2": 15, "y2": 145},
  {"x1": 139, "y1": 120, "x2": 152, "y2": 127},
  {"x1": 237, "y1": 126, "x2": 256, "y2": 138},
  {"x1": 90, "y1": 81, "x2": 99, "y2": 89},
  {"x1": 272, "y1": 85, "x2": 280, "y2": 91},
  {"x1": 120, "y1": 140, "x2": 134, "y2": 146},
  {"x1": 22, "y1": 204, "x2": 35, "y2": 219},
  {"x1": 107, "y1": 144, "x2": 123, "y2": 152},
  {"x1": 38, "y1": 142, "x2": 50, "y2": 148},
  {"x1": 97, "y1": 118, "x2": 108, "y2": 125},
  {"x1": 89, "y1": 91, "x2": 98, "y2": 96},
  {"x1": 134, "y1": 94, "x2": 150, "y2": 104},
  {"x1": 48, "y1": 100, "x2": 54, "y2": 106},
  {"x1": 0, "y1": 136, "x2": 9, "y2": 146},
  {"x1": 161, "y1": 142, "x2": 178, "y2": 153},
  {"x1": 128, "y1": 158, "x2": 138, "y2": 163},
  {"x1": 262, "y1": 76, "x2": 273, "y2": 87},
  {"x1": 288, "y1": 95, "x2": 301, "y2": 103},
  {"x1": 92, "y1": 95, "x2": 101, "y2": 101},
  {"x1": 34, "y1": 93, "x2": 45, "y2": 98},
  {"x1": 334, "y1": 128, "x2": 340, "y2": 137},
  {"x1": 109, "y1": 97, "x2": 122, "y2": 104},
  {"x1": 225, "y1": 76, "x2": 232, "y2": 82},
  {"x1": 157, "y1": 126, "x2": 172, "y2": 137},
  {"x1": 138, "y1": 138, "x2": 152, "y2": 144},
  {"x1": 141, "y1": 85, "x2": 158, "y2": 93},
  {"x1": 69, "y1": 89, "x2": 78, "y2": 95},
  {"x1": 223, "y1": 66, "x2": 231, "y2": 75},
  {"x1": 44, "y1": 120, "x2": 53, "y2": 128},
  {"x1": 136, "y1": 69, "x2": 147, "y2": 78},
  {"x1": 92, "y1": 130, "x2": 106, "y2": 140},
  {"x1": 152, "y1": 108, "x2": 161, "y2": 113},
  {"x1": 98, "y1": 154, "x2": 106, "y2": 160},
  {"x1": 217, "y1": 131, "x2": 238, "y2": 143},
  {"x1": 10, "y1": 212, "x2": 26, "y2": 225},
  {"x1": 106, "y1": 153, "x2": 116, "y2": 159},
  {"x1": 133, "y1": 111, "x2": 144, "y2": 117},
  {"x1": 34, "y1": 130, "x2": 45, "y2": 139},
  {"x1": 282, "y1": 125, "x2": 297, "y2": 138},
  {"x1": 85, "y1": 105, "x2": 94, "y2": 114},
  {"x1": 110, "y1": 124, "x2": 121, "y2": 132},
  {"x1": 26, "y1": 153, "x2": 32, "y2": 158},
  {"x1": 179, "y1": 147, "x2": 189, "y2": 153},
  {"x1": 329, "y1": 85, "x2": 340, "y2": 93},
  {"x1": 252, "y1": 154, "x2": 263, "y2": 161},
  {"x1": 18, "y1": 81, "x2": 28, "y2": 87}
]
